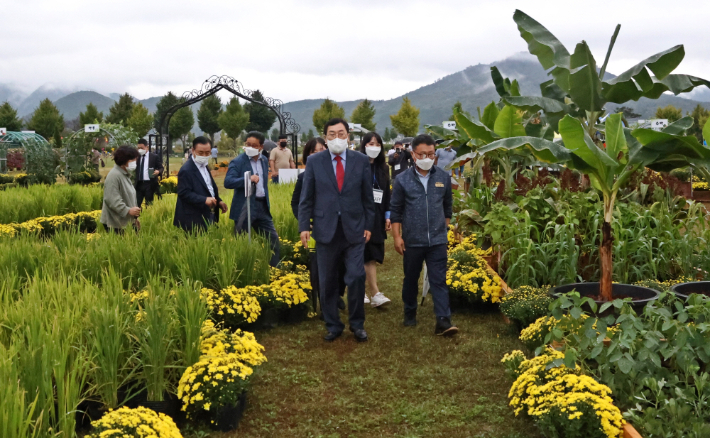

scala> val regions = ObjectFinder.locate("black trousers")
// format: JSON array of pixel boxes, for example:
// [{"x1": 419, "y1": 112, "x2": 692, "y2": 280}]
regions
[
  {"x1": 136, "y1": 181, "x2": 155, "y2": 207},
  {"x1": 402, "y1": 244, "x2": 451, "y2": 318},
  {"x1": 316, "y1": 221, "x2": 366, "y2": 333}
]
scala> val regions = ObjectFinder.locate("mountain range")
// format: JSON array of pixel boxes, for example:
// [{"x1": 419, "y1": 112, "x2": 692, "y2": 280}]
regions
[{"x1": 2, "y1": 53, "x2": 709, "y2": 135}]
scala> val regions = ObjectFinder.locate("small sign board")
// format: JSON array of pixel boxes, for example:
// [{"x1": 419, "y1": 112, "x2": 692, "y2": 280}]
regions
[
  {"x1": 443, "y1": 121, "x2": 456, "y2": 130},
  {"x1": 21, "y1": 130, "x2": 35, "y2": 134},
  {"x1": 85, "y1": 124, "x2": 100, "y2": 133},
  {"x1": 0, "y1": 128, "x2": 6, "y2": 136},
  {"x1": 350, "y1": 123, "x2": 362, "y2": 131},
  {"x1": 278, "y1": 168, "x2": 303, "y2": 184}
]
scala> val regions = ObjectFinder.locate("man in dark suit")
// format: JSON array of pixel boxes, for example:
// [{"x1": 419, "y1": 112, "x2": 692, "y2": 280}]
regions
[
  {"x1": 135, "y1": 139, "x2": 164, "y2": 207},
  {"x1": 299, "y1": 118, "x2": 376, "y2": 342},
  {"x1": 224, "y1": 131, "x2": 280, "y2": 267},
  {"x1": 174, "y1": 136, "x2": 228, "y2": 232}
]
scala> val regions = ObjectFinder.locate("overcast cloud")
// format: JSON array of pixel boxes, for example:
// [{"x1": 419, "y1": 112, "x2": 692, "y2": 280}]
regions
[{"x1": 2, "y1": 0, "x2": 709, "y2": 102}]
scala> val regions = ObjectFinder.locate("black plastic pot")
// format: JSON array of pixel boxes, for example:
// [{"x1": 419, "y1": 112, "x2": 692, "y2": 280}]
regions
[
  {"x1": 209, "y1": 391, "x2": 248, "y2": 432},
  {"x1": 139, "y1": 394, "x2": 179, "y2": 420},
  {"x1": 670, "y1": 281, "x2": 710, "y2": 300},
  {"x1": 552, "y1": 283, "x2": 659, "y2": 314}
]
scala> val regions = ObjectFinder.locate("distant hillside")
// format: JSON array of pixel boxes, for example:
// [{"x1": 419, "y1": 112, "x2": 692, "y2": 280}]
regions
[
  {"x1": 54, "y1": 91, "x2": 116, "y2": 120},
  {"x1": 18, "y1": 85, "x2": 76, "y2": 117},
  {"x1": 283, "y1": 53, "x2": 710, "y2": 134},
  {"x1": 0, "y1": 84, "x2": 26, "y2": 107}
]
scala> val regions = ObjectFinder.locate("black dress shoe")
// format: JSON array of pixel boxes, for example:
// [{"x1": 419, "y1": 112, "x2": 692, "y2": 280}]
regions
[
  {"x1": 323, "y1": 331, "x2": 342, "y2": 342},
  {"x1": 434, "y1": 317, "x2": 459, "y2": 337},
  {"x1": 337, "y1": 297, "x2": 346, "y2": 311},
  {"x1": 403, "y1": 310, "x2": 417, "y2": 327},
  {"x1": 352, "y1": 329, "x2": 368, "y2": 342}
]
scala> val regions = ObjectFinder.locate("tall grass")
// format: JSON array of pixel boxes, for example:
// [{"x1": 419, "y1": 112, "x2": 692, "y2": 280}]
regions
[
  {"x1": 0, "y1": 184, "x2": 103, "y2": 224},
  {"x1": 268, "y1": 182, "x2": 300, "y2": 242}
]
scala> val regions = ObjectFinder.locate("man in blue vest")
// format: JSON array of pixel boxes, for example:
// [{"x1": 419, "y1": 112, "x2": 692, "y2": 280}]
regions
[{"x1": 225, "y1": 131, "x2": 280, "y2": 267}]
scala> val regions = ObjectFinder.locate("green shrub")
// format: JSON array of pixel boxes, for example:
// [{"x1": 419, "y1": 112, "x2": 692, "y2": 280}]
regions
[{"x1": 500, "y1": 285, "x2": 552, "y2": 328}]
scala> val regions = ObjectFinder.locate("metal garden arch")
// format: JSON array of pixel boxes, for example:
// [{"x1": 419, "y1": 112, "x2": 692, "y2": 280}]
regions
[{"x1": 156, "y1": 75, "x2": 300, "y2": 173}]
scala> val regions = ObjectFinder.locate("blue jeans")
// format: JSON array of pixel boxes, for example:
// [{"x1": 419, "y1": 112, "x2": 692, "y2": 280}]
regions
[{"x1": 402, "y1": 244, "x2": 451, "y2": 318}]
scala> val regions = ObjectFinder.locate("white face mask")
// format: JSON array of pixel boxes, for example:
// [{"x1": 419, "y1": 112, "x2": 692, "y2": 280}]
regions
[
  {"x1": 327, "y1": 138, "x2": 348, "y2": 154},
  {"x1": 415, "y1": 157, "x2": 434, "y2": 171},
  {"x1": 138, "y1": 149, "x2": 147, "y2": 156},
  {"x1": 194, "y1": 155, "x2": 210, "y2": 167},
  {"x1": 365, "y1": 146, "x2": 381, "y2": 159},
  {"x1": 244, "y1": 147, "x2": 260, "y2": 157},
  {"x1": 127, "y1": 161, "x2": 137, "y2": 171}
]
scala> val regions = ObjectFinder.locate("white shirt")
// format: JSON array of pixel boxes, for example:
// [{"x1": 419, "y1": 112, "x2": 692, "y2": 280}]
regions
[
  {"x1": 141, "y1": 154, "x2": 150, "y2": 181},
  {"x1": 193, "y1": 156, "x2": 215, "y2": 197},
  {"x1": 249, "y1": 156, "x2": 266, "y2": 198}
]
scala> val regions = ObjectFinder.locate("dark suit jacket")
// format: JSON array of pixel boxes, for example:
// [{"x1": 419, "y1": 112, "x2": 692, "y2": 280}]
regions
[
  {"x1": 298, "y1": 149, "x2": 375, "y2": 245},
  {"x1": 173, "y1": 158, "x2": 222, "y2": 231},
  {"x1": 291, "y1": 172, "x2": 304, "y2": 219},
  {"x1": 224, "y1": 153, "x2": 271, "y2": 223},
  {"x1": 135, "y1": 152, "x2": 164, "y2": 188}
]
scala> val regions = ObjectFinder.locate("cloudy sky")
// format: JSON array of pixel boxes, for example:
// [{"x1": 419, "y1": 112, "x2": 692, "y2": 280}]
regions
[{"x1": 3, "y1": 0, "x2": 709, "y2": 102}]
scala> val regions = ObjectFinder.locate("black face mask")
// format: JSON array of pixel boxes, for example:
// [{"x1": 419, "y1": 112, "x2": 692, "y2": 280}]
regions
[{"x1": 280, "y1": 142, "x2": 287, "y2": 148}]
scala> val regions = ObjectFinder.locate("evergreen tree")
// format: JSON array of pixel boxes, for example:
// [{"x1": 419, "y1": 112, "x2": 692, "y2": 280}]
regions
[
  {"x1": 270, "y1": 128, "x2": 280, "y2": 141},
  {"x1": 0, "y1": 101, "x2": 23, "y2": 132},
  {"x1": 351, "y1": 98, "x2": 376, "y2": 131},
  {"x1": 197, "y1": 94, "x2": 222, "y2": 141},
  {"x1": 79, "y1": 103, "x2": 104, "y2": 127},
  {"x1": 218, "y1": 97, "x2": 250, "y2": 143},
  {"x1": 307, "y1": 129, "x2": 315, "y2": 141},
  {"x1": 390, "y1": 97, "x2": 420, "y2": 137},
  {"x1": 244, "y1": 90, "x2": 277, "y2": 134},
  {"x1": 655, "y1": 105, "x2": 683, "y2": 123},
  {"x1": 105, "y1": 93, "x2": 135, "y2": 126},
  {"x1": 127, "y1": 103, "x2": 154, "y2": 138},
  {"x1": 613, "y1": 106, "x2": 641, "y2": 120},
  {"x1": 154, "y1": 92, "x2": 180, "y2": 132},
  {"x1": 170, "y1": 106, "x2": 195, "y2": 149},
  {"x1": 27, "y1": 98, "x2": 65, "y2": 140},
  {"x1": 300, "y1": 132, "x2": 308, "y2": 145},
  {"x1": 312, "y1": 98, "x2": 345, "y2": 134},
  {"x1": 383, "y1": 127, "x2": 391, "y2": 142},
  {"x1": 688, "y1": 104, "x2": 710, "y2": 142}
]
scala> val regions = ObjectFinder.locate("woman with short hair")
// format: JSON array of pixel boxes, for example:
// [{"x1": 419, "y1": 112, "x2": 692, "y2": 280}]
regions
[
  {"x1": 359, "y1": 132, "x2": 392, "y2": 307},
  {"x1": 101, "y1": 145, "x2": 141, "y2": 233}
]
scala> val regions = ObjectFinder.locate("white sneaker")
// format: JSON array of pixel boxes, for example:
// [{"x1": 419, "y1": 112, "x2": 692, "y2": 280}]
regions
[
  {"x1": 364, "y1": 295, "x2": 371, "y2": 304},
  {"x1": 370, "y1": 292, "x2": 391, "y2": 307}
]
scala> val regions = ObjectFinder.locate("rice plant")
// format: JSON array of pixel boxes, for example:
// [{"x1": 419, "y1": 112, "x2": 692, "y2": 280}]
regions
[{"x1": 0, "y1": 183, "x2": 103, "y2": 224}]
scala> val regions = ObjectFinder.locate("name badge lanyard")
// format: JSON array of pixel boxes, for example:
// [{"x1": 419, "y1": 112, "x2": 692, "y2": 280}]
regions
[{"x1": 372, "y1": 170, "x2": 384, "y2": 204}]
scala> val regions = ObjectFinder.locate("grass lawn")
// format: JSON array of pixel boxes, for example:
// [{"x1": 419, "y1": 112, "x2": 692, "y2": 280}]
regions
[{"x1": 201, "y1": 240, "x2": 541, "y2": 438}]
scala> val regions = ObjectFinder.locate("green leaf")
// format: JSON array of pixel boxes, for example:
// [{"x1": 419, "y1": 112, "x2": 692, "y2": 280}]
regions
[
  {"x1": 564, "y1": 349, "x2": 577, "y2": 368},
  {"x1": 644, "y1": 75, "x2": 710, "y2": 99},
  {"x1": 540, "y1": 79, "x2": 567, "y2": 102},
  {"x1": 503, "y1": 96, "x2": 572, "y2": 115},
  {"x1": 599, "y1": 302, "x2": 613, "y2": 313},
  {"x1": 558, "y1": 115, "x2": 617, "y2": 183},
  {"x1": 454, "y1": 107, "x2": 497, "y2": 144},
  {"x1": 513, "y1": 10, "x2": 570, "y2": 71},
  {"x1": 605, "y1": 113, "x2": 627, "y2": 163},
  {"x1": 567, "y1": 42, "x2": 604, "y2": 112},
  {"x1": 662, "y1": 116, "x2": 694, "y2": 135},
  {"x1": 493, "y1": 105, "x2": 526, "y2": 138},
  {"x1": 633, "y1": 128, "x2": 710, "y2": 172},
  {"x1": 490, "y1": 67, "x2": 510, "y2": 98},
  {"x1": 510, "y1": 80, "x2": 521, "y2": 97},
  {"x1": 704, "y1": 117, "x2": 710, "y2": 144},
  {"x1": 602, "y1": 45, "x2": 685, "y2": 103},
  {"x1": 618, "y1": 357, "x2": 633, "y2": 374},
  {"x1": 478, "y1": 136, "x2": 572, "y2": 164},
  {"x1": 481, "y1": 102, "x2": 500, "y2": 131},
  {"x1": 590, "y1": 344, "x2": 604, "y2": 359}
]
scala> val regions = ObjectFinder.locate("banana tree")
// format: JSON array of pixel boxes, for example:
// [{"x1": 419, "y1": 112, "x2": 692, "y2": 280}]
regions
[{"x1": 480, "y1": 114, "x2": 710, "y2": 301}]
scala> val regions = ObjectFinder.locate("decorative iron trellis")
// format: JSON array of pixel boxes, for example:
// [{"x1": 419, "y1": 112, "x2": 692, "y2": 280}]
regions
[{"x1": 157, "y1": 75, "x2": 300, "y2": 172}]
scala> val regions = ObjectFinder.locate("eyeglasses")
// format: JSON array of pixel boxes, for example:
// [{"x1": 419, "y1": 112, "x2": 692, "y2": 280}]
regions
[
  {"x1": 326, "y1": 132, "x2": 348, "y2": 140},
  {"x1": 413, "y1": 152, "x2": 436, "y2": 159}
]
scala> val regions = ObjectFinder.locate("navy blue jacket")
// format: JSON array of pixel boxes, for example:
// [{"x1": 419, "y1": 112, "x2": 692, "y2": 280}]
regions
[
  {"x1": 390, "y1": 165, "x2": 452, "y2": 248},
  {"x1": 224, "y1": 153, "x2": 271, "y2": 223},
  {"x1": 173, "y1": 158, "x2": 222, "y2": 231},
  {"x1": 298, "y1": 149, "x2": 375, "y2": 245}
]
